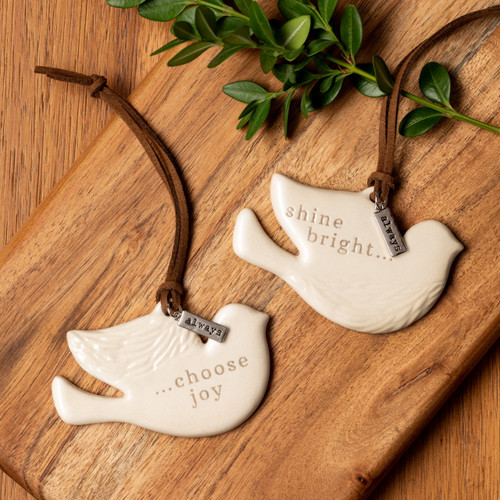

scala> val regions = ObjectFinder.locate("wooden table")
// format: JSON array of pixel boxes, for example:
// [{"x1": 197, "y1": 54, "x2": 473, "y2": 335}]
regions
[{"x1": 1, "y1": 1, "x2": 498, "y2": 498}]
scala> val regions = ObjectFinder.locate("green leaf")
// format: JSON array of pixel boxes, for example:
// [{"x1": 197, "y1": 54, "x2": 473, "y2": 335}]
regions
[
  {"x1": 278, "y1": 0, "x2": 312, "y2": 19},
  {"x1": 273, "y1": 63, "x2": 295, "y2": 83},
  {"x1": 372, "y1": 55, "x2": 394, "y2": 93},
  {"x1": 419, "y1": 62, "x2": 452, "y2": 107},
  {"x1": 260, "y1": 49, "x2": 278, "y2": 74},
  {"x1": 216, "y1": 17, "x2": 248, "y2": 38},
  {"x1": 107, "y1": 0, "x2": 146, "y2": 7},
  {"x1": 340, "y1": 4, "x2": 362, "y2": 57},
  {"x1": 173, "y1": 22, "x2": 198, "y2": 40},
  {"x1": 235, "y1": 0, "x2": 252, "y2": 16},
  {"x1": 223, "y1": 81, "x2": 272, "y2": 103},
  {"x1": 310, "y1": 76, "x2": 343, "y2": 110},
  {"x1": 319, "y1": 74, "x2": 335, "y2": 92},
  {"x1": 246, "y1": 99, "x2": 272, "y2": 139},
  {"x1": 150, "y1": 38, "x2": 185, "y2": 55},
  {"x1": 238, "y1": 100, "x2": 259, "y2": 119},
  {"x1": 249, "y1": 2, "x2": 276, "y2": 45},
  {"x1": 313, "y1": 57, "x2": 332, "y2": 73},
  {"x1": 138, "y1": 0, "x2": 189, "y2": 21},
  {"x1": 195, "y1": 6, "x2": 218, "y2": 42},
  {"x1": 350, "y1": 63, "x2": 387, "y2": 97},
  {"x1": 283, "y1": 48, "x2": 302, "y2": 61},
  {"x1": 318, "y1": 30, "x2": 337, "y2": 41},
  {"x1": 171, "y1": 6, "x2": 198, "y2": 35},
  {"x1": 283, "y1": 89, "x2": 295, "y2": 138},
  {"x1": 293, "y1": 56, "x2": 313, "y2": 70},
  {"x1": 293, "y1": 68, "x2": 317, "y2": 84},
  {"x1": 300, "y1": 83, "x2": 312, "y2": 118},
  {"x1": 318, "y1": 0, "x2": 337, "y2": 22},
  {"x1": 278, "y1": 0, "x2": 321, "y2": 27},
  {"x1": 276, "y1": 15, "x2": 311, "y2": 50},
  {"x1": 222, "y1": 27, "x2": 254, "y2": 46},
  {"x1": 208, "y1": 45, "x2": 243, "y2": 68},
  {"x1": 237, "y1": 112, "x2": 253, "y2": 129},
  {"x1": 307, "y1": 38, "x2": 334, "y2": 56},
  {"x1": 167, "y1": 41, "x2": 213, "y2": 66},
  {"x1": 399, "y1": 108, "x2": 444, "y2": 137}
]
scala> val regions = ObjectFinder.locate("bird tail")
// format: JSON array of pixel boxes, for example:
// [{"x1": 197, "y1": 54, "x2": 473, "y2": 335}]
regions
[
  {"x1": 233, "y1": 208, "x2": 296, "y2": 278},
  {"x1": 52, "y1": 376, "x2": 127, "y2": 426}
]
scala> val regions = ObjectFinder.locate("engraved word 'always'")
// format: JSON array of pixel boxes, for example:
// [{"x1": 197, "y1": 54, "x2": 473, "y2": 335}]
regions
[{"x1": 183, "y1": 315, "x2": 224, "y2": 339}]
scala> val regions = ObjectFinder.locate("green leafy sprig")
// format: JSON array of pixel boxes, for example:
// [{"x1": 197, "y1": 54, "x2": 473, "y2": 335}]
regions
[{"x1": 108, "y1": 0, "x2": 500, "y2": 139}]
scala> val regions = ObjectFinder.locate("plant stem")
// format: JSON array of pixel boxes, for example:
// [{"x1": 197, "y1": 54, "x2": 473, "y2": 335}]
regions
[
  {"x1": 400, "y1": 91, "x2": 500, "y2": 133},
  {"x1": 196, "y1": 0, "x2": 249, "y2": 21},
  {"x1": 307, "y1": 5, "x2": 351, "y2": 59},
  {"x1": 326, "y1": 56, "x2": 500, "y2": 134}
]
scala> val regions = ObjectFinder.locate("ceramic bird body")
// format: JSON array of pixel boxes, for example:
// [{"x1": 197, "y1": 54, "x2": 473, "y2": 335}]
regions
[
  {"x1": 233, "y1": 174, "x2": 463, "y2": 334},
  {"x1": 52, "y1": 303, "x2": 270, "y2": 437}
]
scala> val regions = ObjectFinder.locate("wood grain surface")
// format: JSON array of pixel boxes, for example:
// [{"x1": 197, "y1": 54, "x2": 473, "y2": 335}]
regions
[{"x1": 0, "y1": 1, "x2": 499, "y2": 499}]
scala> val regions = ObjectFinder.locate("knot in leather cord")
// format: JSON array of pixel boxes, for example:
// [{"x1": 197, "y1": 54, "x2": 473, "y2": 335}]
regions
[
  {"x1": 36, "y1": 66, "x2": 191, "y2": 318},
  {"x1": 89, "y1": 75, "x2": 107, "y2": 97},
  {"x1": 35, "y1": 67, "x2": 108, "y2": 98}
]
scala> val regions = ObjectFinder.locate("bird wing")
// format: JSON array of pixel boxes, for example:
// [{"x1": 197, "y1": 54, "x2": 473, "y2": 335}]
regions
[
  {"x1": 305, "y1": 274, "x2": 444, "y2": 333},
  {"x1": 67, "y1": 306, "x2": 203, "y2": 391}
]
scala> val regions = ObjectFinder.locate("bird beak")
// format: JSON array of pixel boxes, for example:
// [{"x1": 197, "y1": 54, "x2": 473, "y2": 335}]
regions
[{"x1": 449, "y1": 235, "x2": 465, "y2": 257}]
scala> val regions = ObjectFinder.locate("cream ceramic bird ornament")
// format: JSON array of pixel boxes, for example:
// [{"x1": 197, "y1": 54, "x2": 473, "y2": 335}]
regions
[
  {"x1": 52, "y1": 303, "x2": 270, "y2": 437},
  {"x1": 233, "y1": 174, "x2": 463, "y2": 334}
]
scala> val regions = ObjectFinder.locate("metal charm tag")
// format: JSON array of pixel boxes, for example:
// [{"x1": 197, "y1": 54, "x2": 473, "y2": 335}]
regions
[
  {"x1": 178, "y1": 311, "x2": 228, "y2": 343},
  {"x1": 374, "y1": 207, "x2": 407, "y2": 257}
]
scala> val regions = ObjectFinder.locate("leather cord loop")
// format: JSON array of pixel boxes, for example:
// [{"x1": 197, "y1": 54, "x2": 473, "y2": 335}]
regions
[
  {"x1": 156, "y1": 281, "x2": 184, "y2": 313},
  {"x1": 35, "y1": 66, "x2": 190, "y2": 316},
  {"x1": 156, "y1": 281, "x2": 184, "y2": 297},
  {"x1": 367, "y1": 171, "x2": 395, "y2": 202},
  {"x1": 371, "y1": 6, "x2": 500, "y2": 203}
]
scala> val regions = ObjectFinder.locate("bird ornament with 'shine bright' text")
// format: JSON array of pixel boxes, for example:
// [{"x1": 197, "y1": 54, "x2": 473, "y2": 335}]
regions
[{"x1": 233, "y1": 174, "x2": 463, "y2": 334}]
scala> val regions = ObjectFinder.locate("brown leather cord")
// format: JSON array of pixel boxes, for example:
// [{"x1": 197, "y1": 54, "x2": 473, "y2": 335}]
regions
[
  {"x1": 35, "y1": 66, "x2": 189, "y2": 315},
  {"x1": 369, "y1": 6, "x2": 500, "y2": 203}
]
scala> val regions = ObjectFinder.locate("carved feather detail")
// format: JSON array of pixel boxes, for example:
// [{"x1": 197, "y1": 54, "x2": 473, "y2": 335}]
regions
[
  {"x1": 302, "y1": 276, "x2": 444, "y2": 333},
  {"x1": 68, "y1": 304, "x2": 201, "y2": 390}
]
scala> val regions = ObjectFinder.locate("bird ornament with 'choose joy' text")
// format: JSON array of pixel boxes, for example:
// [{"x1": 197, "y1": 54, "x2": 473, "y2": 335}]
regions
[{"x1": 36, "y1": 67, "x2": 271, "y2": 437}]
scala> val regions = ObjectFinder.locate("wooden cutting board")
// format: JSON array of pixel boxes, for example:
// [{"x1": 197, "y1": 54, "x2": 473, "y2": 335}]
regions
[{"x1": 1, "y1": 1, "x2": 499, "y2": 498}]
